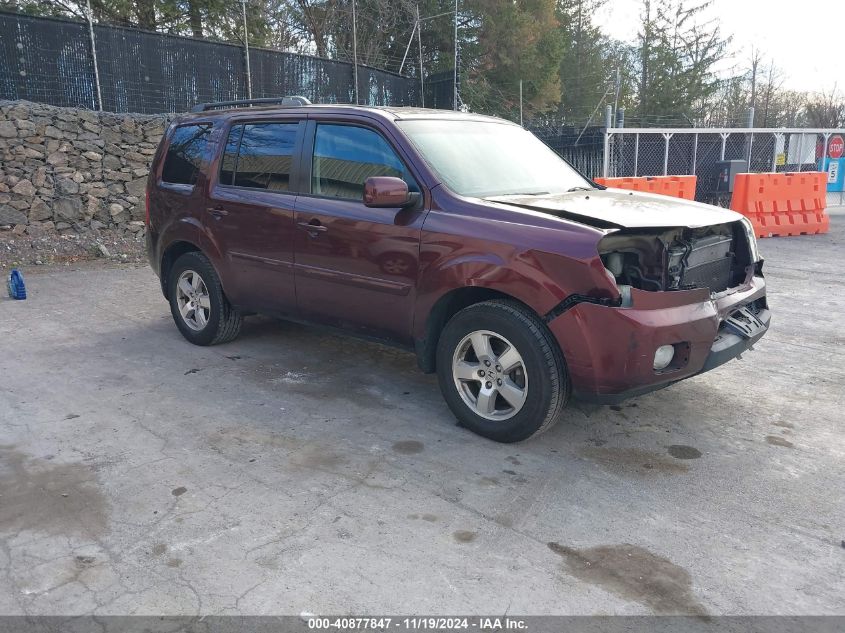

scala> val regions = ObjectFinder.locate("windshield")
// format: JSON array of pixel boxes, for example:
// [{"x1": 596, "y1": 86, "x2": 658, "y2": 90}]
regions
[{"x1": 396, "y1": 119, "x2": 591, "y2": 198}]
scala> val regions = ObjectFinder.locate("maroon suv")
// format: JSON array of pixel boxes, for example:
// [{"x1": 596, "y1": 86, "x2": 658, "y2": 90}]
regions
[{"x1": 146, "y1": 97, "x2": 770, "y2": 442}]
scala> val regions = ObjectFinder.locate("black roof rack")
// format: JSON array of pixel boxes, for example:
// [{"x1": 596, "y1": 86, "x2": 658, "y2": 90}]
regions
[{"x1": 190, "y1": 96, "x2": 312, "y2": 113}]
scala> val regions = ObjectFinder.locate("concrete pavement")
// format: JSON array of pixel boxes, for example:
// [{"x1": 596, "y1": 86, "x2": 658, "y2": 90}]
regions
[{"x1": 0, "y1": 219, "x2": 843, "y2": 616}]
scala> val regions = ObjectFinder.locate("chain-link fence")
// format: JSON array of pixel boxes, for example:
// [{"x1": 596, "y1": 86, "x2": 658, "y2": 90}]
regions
[
  {"x1": 0, "y1": 11, "x2": 441, "y2": 114},
  {"x1": 603, "y1": 128, "x2": 845, "y2": 208}
]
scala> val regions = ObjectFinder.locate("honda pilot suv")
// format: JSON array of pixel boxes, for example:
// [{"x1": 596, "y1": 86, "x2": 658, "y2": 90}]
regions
[{"x1": 146, "y1": 97, "x2": 770, "y2": 443}]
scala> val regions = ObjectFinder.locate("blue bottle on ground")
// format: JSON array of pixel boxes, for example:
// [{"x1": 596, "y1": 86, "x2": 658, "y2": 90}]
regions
[{"x1": 7, "y1": 269, "x2": 26, "y2": 300}]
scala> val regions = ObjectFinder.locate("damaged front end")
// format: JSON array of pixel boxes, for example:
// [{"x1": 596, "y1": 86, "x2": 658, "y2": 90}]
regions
[
  {"x1": 597, "y1": 218, "x2": 762, "y2": 300},
  {"x1": 545, "y1": 217, "x2": 770, "y2": 403}
]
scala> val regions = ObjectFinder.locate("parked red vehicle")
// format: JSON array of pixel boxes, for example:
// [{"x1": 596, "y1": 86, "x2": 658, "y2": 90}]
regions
[{"x1": 146, "y1": 97, "x2": 770, "y2": 442}]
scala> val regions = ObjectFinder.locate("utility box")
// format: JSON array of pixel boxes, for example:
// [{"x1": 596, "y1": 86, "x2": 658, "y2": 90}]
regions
[{"x1": 715, "y1": 160, "x2": 747, "y2": 193}]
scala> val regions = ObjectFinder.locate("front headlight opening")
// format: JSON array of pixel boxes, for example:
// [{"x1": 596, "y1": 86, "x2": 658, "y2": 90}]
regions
[{"x1": 740, "y1": 217, "x2": 761, "y2": 263}]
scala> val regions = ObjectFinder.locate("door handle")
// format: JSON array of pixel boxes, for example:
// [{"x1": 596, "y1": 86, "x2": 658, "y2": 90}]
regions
[
  {"x1": 207, "y1": 206, "x2": 229, "y2": 218},
  {"x1": 297, "y1": 219, "x2": 328, "y2": 236}
]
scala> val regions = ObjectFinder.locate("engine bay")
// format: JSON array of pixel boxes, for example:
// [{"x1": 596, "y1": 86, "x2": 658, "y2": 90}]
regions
[{"x1": 598, "y1": 221, "x2": 753, "y2": 294}]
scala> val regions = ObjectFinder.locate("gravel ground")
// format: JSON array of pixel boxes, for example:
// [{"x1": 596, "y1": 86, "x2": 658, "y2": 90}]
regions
[{"x1": 0, "y1": 226, "x2": 146, "y2": 271}]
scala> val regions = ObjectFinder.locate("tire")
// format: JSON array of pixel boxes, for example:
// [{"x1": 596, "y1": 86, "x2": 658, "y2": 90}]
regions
[
  {"x1": 167, "y1": 251, "x2": 242, "y2": 346},
  {"x1": 436, "y1": 299, "x2": 569, "y2": 443}
]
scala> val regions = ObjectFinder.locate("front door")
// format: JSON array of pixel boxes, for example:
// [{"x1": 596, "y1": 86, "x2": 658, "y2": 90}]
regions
[
  {"x1": 294, "y1": 121, "x2": 426, "y2": 343},
  {"x1": 205, "y1": 119, "x2": 304, "y2": 315}
]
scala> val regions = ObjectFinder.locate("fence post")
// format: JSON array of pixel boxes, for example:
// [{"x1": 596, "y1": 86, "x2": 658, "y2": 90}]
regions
[
  {"x1": 242, "y1": 0, "x2": 252, "y2": 99},
  {"x1": 747, "y1": 131, "x2": 754, "y2": 171},
  {"x1": 691, "y1": 132, "x2": 698, "y2": 175},
  {"x1": 84, "y1": 0, "x2": 103, "y2": 111},
  {"x1": 720, "y1": 133, "x2": 729, "y2": 160},
  {"x1": 453, "y1": 0, "x2": 458, "y2": 110},
  {"x1": 772, "y1": 132, "x2": 783, "y2": 172},
  {"x1": 616, "y1": 107, "x2": 624, "y2": 178},
  {"x1": 745, "y1": 107, "x2": 755, "y2": 171},
  {"x1": 821, "y1": 132, "x2": 831, "y2": 175},
  {"x1": 797, "y1": 133, "x2": 805, "y2": 172},
  {"x1": 602, "y1": 105, "x2": 613, "y2": 177},
  {"x1": 662, "y1": 132, "x2": 672, "y2": 176},
  {"x1": 416, "y1": 4, "x2": 424, "y2": 108},
  {"x1": 633, "y1": 133, "x2": 639, "y2": 177},
  {"x1": 352, "y1": 0, "x2": 360, "y2": 104}
]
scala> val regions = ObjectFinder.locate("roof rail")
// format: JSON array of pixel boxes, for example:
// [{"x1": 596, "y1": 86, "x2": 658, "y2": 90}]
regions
[{"x1": 190, "y1": 96, "x2": 312, "y2": 113}]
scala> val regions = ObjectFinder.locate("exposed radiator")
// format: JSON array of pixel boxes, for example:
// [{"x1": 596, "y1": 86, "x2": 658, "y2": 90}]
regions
[{"x1": 668, "y1": 234, "x2": 734, "y2": 292}]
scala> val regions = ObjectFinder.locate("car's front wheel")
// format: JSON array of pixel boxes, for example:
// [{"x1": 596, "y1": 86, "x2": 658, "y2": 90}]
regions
[
  {"x1": 168, "y1": 252, "x2": 242, "y2": 346},
  {"x1": 436, "y1": 300, "x2": 569, "y2": 443}
]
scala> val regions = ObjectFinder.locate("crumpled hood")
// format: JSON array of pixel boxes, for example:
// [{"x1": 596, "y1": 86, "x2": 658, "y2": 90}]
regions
[{"x1": 486, "y1": 187, "x2": 742, "y2": 229}]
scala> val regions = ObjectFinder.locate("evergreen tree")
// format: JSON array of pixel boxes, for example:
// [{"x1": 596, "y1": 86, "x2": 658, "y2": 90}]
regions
[
  {"x1": 556, "y1": 0, "x2": 611, "y2": 124},
  {"x1": 633, "y1": 0, "x2": 727, "y2": 124},
  {"x1": 459, "y1": 0, "x2": 563, "y2": 117}
]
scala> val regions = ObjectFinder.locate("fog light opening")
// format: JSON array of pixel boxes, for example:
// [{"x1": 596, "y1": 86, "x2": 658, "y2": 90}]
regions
[{"x1": 653, "y1": 345, "x2": 675, "y2": 371}]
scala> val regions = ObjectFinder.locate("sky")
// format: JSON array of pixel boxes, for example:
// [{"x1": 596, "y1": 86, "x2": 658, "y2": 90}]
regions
[{"x1": 593, "y1": 0, "x2": 845, "y2": 94}]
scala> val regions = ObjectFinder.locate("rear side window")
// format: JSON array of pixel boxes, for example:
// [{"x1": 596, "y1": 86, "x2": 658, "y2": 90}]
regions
[
  {"x1": 161, "y1": 124, "x2": 211, "y2": 185},
  {"x1": 219, "y1": 123, "x2": 298, "y2": 191},
  {"x1": 311, "y1": 124, "x2": 417, "y2": 200}
]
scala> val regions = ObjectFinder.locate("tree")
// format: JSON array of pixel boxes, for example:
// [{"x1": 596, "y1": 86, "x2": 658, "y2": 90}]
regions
[
  {"x1": 759, "y1": 61, "x2": 783, "y2": 126},
  {"x1": 701, "y1": 73, "x2": 745, "y2": 126},
  {"x1": 457, "y1": 0, "x2": 563, "y2": 118},
  {"x1": 633, "y1": 0, "x2": 727, "y2": 124},
  {"x1": 748, "y1": 46, "x2": 761, "y2": 112},
  {"x1": 804, "y1": 89, "x2": 845, "y2": 128},
  {"x1": 136, "y1": 0, "x2": 154, "y2": 29},
  {"x1": 556, "y1": 0, "x2": 622, "y2": 125},
  {"x1": 5, "y1": 0, "x2": 837, "y2": 128}
]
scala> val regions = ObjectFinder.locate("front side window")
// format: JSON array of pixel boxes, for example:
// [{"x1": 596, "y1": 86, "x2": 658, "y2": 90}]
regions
[
  {"x1": 162, "y1": 124, "x2": 211, "y2": 185},
  {"x1": 311, "y1": 124, "x2": 418, "y2": 200},
  {"x1": 219, "y1": 122, "x2": 299, "y2": 191},
  {"x1": 396, "y1": 119, "x2": 590, "y2": 198}
]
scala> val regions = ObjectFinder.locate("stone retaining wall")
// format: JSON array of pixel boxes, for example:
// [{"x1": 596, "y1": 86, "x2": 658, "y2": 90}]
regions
[{"x1": 0, "y1": 100, "x2": 172, "y2": 235}]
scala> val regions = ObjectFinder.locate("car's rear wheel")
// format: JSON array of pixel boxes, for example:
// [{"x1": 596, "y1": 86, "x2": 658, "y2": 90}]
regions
[
  {"x1": 436, "y1": 300, "x2": 569, "y2": 442},
  {"x1": 168, "y1": 252, "x2": 242, "y2": 346}
]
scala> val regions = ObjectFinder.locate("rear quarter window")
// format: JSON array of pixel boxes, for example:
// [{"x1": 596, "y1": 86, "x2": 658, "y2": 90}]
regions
[{"x1": 162, "y1": 124, "x2": 211, "y2": 186}]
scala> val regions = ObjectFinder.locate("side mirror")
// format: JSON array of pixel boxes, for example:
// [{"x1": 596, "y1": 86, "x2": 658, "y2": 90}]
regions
[{"x1": 363, "y1": 176, "x2": 420, "y2": 209}]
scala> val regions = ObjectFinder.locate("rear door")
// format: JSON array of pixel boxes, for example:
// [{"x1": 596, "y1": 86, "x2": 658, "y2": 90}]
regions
[
  {"x1": 293, "y1": 119, "x2": 427, "y2": 343},
  {"x1": 204, "y1": 118, "x2": 305, "y2": 315}
]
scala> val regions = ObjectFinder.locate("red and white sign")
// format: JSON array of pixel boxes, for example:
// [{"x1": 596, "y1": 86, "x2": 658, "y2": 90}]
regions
[{"x1": 829, "y1": 135, "x2": 844, "y2": 159}]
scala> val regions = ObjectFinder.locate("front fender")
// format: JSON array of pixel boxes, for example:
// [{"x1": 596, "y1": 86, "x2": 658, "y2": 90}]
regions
[
  {"x1": 413, "y1": 251, "x2": 565, "y2": 341},
  {"x1": 414, "y1": 229, "x2": 617, "y2": 340}
]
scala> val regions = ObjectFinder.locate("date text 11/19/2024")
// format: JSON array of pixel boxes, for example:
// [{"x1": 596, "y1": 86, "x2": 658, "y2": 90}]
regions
[{"x1": 306, "y1": 616, "x2": 528, "y2": 630}]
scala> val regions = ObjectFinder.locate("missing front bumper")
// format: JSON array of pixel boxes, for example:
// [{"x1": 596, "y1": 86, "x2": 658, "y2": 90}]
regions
[{"x1": 699, "y1": 308, "x2": 771, "y2": 374}]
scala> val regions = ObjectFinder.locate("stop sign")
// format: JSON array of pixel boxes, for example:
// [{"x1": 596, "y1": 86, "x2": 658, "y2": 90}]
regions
[{"x1": 830, "y1": 135, "x2": 845, "y2": 159}]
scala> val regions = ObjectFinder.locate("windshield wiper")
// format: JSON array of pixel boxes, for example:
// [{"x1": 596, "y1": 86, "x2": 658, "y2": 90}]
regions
[{"x1": 566, "y1": 186, "x2": 593, "y2": 192}]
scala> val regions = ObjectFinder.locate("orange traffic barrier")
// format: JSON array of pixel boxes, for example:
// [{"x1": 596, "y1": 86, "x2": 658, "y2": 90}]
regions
[
  {"x1": 593, "y1": 175, "x2": 697, "y2": 200},
  {"x1": 730, "y1": 172, "x2": 829, "y2": 238}
]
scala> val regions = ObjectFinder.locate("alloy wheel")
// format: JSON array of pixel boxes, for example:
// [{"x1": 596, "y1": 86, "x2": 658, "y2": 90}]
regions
[
  {"x1": 175, "y1": 269, "x2": 211, "y2": 331},
  {"x1": 452, "y1": 329, "x2": 528, "y2": 421}
]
